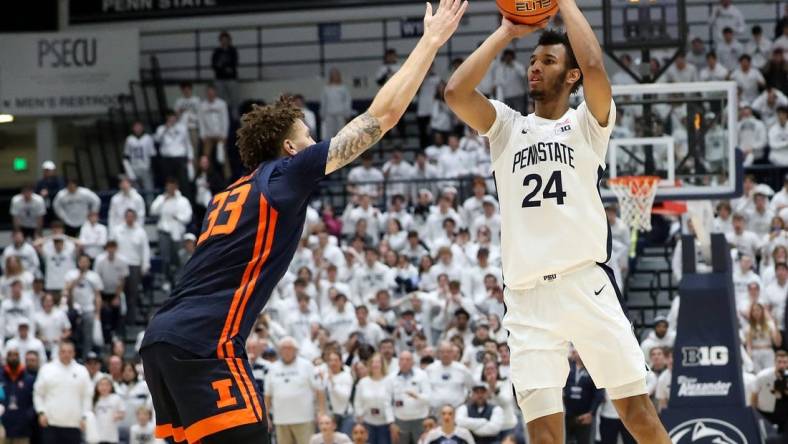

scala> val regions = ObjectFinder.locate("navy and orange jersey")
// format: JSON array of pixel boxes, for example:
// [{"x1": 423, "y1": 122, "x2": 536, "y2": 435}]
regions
[{"x1": 141, "y1": 140, "x2": 331, "y2": 358}]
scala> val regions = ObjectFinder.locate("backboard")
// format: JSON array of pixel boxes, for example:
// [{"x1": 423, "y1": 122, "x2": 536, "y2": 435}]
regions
[{"x1": 601, "y1": 81, "x2": 742, "y2": 202}]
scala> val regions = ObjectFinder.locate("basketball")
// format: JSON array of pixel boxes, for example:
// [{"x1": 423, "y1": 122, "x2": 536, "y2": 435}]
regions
[{"x1": 496, "y1": 0, "x2": 558, "y2": 25}]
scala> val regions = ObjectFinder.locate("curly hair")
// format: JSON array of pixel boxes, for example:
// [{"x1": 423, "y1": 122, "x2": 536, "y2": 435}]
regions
[
  {"x1": 537, "y1": 29, "x2": 583, "y2": 94},
  {"x1": 236, "y1": 96, "x2": 304, "y2": 169}
]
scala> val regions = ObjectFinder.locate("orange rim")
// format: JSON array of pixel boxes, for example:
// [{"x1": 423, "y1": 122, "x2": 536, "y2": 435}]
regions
[{"x1": 608, "y1": 176, "x2": 661, "y2": 196}]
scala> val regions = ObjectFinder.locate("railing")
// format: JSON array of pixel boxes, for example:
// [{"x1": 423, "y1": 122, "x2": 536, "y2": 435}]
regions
[
  {"x1": 138, "y1": 0, "x2": 786, "y2": 84},
  {"x1": 64, "y1": 55, "x2": 167, "y2": 191}
]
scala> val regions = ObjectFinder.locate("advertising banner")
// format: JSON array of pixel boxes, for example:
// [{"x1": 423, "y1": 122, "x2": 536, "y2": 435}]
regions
[
  {"x1": 661, "y1": 234, "x2": 764, "y2": 443},
  {"x1": 0, "y1": 29, "x2": 139, "y2": 116}
]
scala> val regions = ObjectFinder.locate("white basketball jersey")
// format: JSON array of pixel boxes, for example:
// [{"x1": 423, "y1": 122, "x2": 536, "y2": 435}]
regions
[{"x1": 484, "y1": 99, "x2": 616, "y2": 289}]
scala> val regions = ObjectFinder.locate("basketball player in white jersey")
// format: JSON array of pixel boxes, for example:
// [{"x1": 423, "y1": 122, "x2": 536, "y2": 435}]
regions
[{"x1": 445, "y1": 1, "x2": 670, "y2": 443}]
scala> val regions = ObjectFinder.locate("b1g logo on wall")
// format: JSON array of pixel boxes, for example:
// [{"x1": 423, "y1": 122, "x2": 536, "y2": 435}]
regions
[
  {"x1": 668, "y1": 419, "x2": 746, "y2": 444},
  {"x1": 514, "y1": 0, "x2": 553, "y2": 12},
  {"x1": 682, "y1": 346, "x2": 729, "y2": 367}
]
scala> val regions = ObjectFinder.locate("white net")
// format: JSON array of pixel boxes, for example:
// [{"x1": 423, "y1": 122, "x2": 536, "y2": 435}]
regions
[{"x1": 608, "y1": 176, "x2": 661, "y2": 231}]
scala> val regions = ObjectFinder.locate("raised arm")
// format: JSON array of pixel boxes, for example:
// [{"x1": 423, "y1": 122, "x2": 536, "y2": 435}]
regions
[
  {"x1": 559, "y1": 0, "x2": 612, "y2": 125},
  {"x1": 445, "y1": 19, "x2": 544, "y2": 133},
  {"x1": 325, "y1": 0, "x2": 467, "y2": 174}
]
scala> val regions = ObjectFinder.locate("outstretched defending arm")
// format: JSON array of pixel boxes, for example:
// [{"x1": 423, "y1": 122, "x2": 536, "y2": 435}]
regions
[
  {"x1": 325, "y1": 0, "x2": 468, "y2": 174},
  {"x1": 559, "y1": 0, "x2": 612, "y2": 126},
  {"x1": 445, "y1": 18, "x2": 545, "y2": 133}
]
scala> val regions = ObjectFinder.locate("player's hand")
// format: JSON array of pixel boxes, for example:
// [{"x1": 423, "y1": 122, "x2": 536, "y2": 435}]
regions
[
  {"x1": 577, "y1": 413, "x2": 592, "y2": 425},
  {"x1": 500, "y1": 16, "x2": 549, "y2": 39},
  {"x1": 423, "y1": 0, "x2": 469, "y2": 48},
  {"x1": 38, "y1": 413, "x2": 48, "y2": 428}
]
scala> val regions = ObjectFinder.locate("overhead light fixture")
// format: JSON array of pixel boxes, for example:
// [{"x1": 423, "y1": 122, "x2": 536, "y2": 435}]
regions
[{"x1": 0, "y1": 114, "x2": 14, "y2": 123}]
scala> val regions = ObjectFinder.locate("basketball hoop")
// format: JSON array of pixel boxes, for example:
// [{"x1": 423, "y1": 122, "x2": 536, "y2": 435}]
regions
[{"x1": 608, "y1": 176, "x2": 661, "y2": 231}]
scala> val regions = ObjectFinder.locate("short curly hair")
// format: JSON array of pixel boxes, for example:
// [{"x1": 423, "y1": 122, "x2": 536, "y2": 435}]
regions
[{"x1": 236, "y1": 96, "x2": 304, "y2": 169}]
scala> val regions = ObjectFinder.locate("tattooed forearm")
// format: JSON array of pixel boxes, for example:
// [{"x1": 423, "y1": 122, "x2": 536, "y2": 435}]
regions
[{"x1": 325, "y1": 112, "x2": 383, "y2": 174}]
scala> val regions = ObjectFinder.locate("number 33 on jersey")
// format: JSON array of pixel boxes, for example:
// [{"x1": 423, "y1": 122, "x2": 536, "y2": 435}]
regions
[{"x1": 483, "y1": 99, "x2": 617, "y2": 289}]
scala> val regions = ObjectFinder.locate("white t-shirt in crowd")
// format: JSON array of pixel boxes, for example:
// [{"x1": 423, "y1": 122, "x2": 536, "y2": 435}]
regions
[
  {"x1": 94, "y1": 253, "x2": 130, "y2": 295},
  {"x1": 64, "y1": 269, "x2": 104, "y2": 313},
  {"x1": 264, "y1": 358, "x2": 321, "y2": 425},
  {"x1": 94, "y1": 393, "x2": 126, "y2": 443},
  {"x1": 662, "y1": 64, "x2": 698, "y2": 83},
  {"x1": 124, "y1": 134, "x2": 157, "y2": 172},
  {"x1": 79, "y1": 222, "x2": 108, "y2": 259},
  {"x1": 108, "y1": 190, "x2": 147, "y2": 230},
  {"x1": 34, "y1": 308, "x2": 71, "y2": 348},
  {"x1": 10, "y1": 194, "x2": 46, "y2": 229},
  {"x1": 725, "y1": 231, "x2": 763, "y2": 258},
  {"x1": 388, "y1": 368, "x2": 432, "y2": 421},
  {"x1": 34, "y1": 359, "x2": 93, "y2": 428},
  {"x1": 129, "y1": 421, "x2": 156, "y2": 444},
  {"x1": 2, "y1": 243, "x2": 40, "y2": 275},
  {"x1": 42, "y1": 240, "x2": 77, "y2": 291},
  {"x1": 52, "y1": 187, "x2": 101, "y2": 228},
  {"x1": 174, "y1": 95, "x2": 201, "y2": 129},
  {"x1": 655, "y1": 368, "x2": 672, "y2": 404},
  {"x1": 765, "y1": 280, "x2": 788, "y2": 328},
  {"x1": 769, "y1": 121, "x2": 788, "y2": 165},
  {"x1": 354, "y1": 376, "x2": 394, "y2": 425},
  {"x1": 730, "y1": 68, "x2": 765, "y2": 105},
  {"x1": 426, "y1": 361, "x2": 474, "y2": 409},
  {"x1": 753, "y1": 367, "x2": 779, "y2": 413},
  {"x1": 699, "y1": 63, "x2": 729, "y2": 82},
  {"x1": 347, "y1": 166, "x2": 384, "y2": 197}
]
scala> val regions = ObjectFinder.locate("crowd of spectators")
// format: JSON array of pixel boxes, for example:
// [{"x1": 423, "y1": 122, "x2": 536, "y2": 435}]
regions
[{"x1": 0, "y1": 2, "x2": 786, "y2": 443}]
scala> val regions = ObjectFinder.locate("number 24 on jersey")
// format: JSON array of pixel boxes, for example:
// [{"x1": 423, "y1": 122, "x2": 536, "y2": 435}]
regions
[{"x1": 521, "y1": 170, "x2": 566, "y2": 208}]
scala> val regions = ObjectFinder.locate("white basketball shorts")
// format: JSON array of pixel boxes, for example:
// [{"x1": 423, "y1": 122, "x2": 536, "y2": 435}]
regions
[{"x1": 504, "y1": 263, "x2": 648, "y2": 393}]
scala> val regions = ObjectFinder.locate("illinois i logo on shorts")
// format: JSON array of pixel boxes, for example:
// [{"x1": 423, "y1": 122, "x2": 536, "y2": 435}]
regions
[{"x1": 668, "y1": 419, "x2": 746, "y2": 444}]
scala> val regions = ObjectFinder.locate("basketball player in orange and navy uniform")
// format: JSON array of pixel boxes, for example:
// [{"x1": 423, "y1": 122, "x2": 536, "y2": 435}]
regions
[{"x1": 139, "y1": 2, "x2": 467, "y2": 443}]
